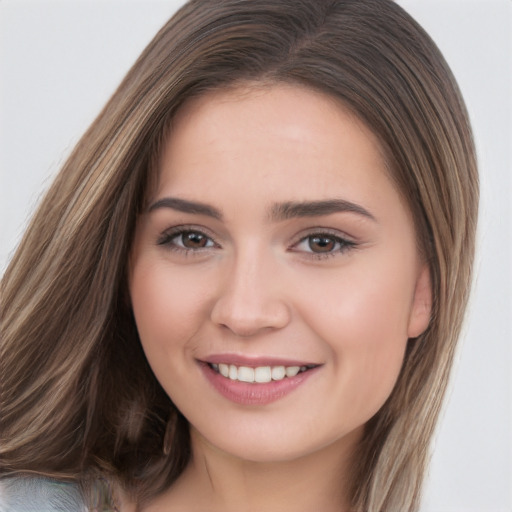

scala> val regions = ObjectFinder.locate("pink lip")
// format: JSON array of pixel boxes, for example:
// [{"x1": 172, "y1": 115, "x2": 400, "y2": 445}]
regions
[{"x1": 198, "y1": 360, "x2": 320, "y2": 406}]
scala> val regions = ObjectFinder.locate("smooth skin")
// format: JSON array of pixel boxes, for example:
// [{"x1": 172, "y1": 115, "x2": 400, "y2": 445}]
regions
[{"x1": 128, "y1": 84, "x2": 432, "y2": 512}]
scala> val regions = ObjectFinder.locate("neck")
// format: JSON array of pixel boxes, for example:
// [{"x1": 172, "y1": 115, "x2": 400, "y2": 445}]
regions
[{"x1": 147, "y1": 426, "x2": 361, "y2": 512}]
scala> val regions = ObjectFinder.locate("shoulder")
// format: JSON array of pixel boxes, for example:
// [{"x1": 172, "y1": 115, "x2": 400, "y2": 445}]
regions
[{"x1": 0, "y1": 475, "x2": 86, "y2": 512}]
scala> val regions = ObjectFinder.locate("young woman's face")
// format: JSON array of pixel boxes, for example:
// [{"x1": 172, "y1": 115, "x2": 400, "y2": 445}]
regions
[{"x1": 129, "y1": 84, "x2": 431, "y2": 463}]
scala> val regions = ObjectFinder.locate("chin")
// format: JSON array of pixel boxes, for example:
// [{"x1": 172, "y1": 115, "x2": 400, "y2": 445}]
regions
[{"x1": 190, "y1": 418, "x2": 364, "y2": 465}]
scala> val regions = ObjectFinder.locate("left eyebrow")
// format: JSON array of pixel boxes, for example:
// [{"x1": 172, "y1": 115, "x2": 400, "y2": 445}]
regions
[{"x1": 269, "y1": 199, "x2": 376, "y2": 222}]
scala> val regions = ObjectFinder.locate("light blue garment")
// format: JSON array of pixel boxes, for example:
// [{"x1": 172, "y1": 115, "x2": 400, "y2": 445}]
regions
[{"x1": 0, "y1": 476, "x2": 86, "y2": 512}]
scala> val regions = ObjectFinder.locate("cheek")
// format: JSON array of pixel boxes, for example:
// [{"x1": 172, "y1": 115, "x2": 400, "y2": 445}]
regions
[
  {"x1": 297, "y1": 257, "x2": 415, "y2": 416},
  {"x1": 129, "y1": 261, "x2": 210, "y2": 377},
  {"x1": 302, "y1": 256, "x2": 415, "y2": 343}
]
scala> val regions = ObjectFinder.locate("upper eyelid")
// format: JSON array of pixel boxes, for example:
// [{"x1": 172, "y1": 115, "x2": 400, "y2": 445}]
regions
[
  {"x1": 290, "y1": 227, "x2": 355, "y2": 245},
  {"x1": 161, "y1": 224, "x2": 217, "y2": 238}
]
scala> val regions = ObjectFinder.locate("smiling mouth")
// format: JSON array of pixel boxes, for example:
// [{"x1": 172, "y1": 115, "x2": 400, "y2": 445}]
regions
[{"x1": 207, "y1": 362, "x2": 317, "y2": 384}]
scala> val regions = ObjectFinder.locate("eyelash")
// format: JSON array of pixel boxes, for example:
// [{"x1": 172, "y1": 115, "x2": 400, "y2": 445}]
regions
[{"x1": 157, "y1": 226, "x2": 357, "y2": 259}]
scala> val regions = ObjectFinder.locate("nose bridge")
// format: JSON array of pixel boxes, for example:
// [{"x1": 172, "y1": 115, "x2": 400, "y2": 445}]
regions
[{"x1": 211, "y1": 242, "x2": 290, "y2": 336}]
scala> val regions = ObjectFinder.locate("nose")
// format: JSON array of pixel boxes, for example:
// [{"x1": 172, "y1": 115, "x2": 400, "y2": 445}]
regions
[{"x1": 210, "y1": 249, "x2": 291, "y2": 337}]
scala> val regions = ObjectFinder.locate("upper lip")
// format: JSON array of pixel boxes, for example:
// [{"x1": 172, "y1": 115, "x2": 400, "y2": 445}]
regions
[{"x1": 200, "y1": 353, "x2": 321, "y2": 368}]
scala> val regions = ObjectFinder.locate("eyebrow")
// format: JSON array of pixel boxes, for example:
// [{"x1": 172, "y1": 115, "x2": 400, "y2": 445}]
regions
[
  {"x1": 270, "y1": 199, "x2": 376, "y2": 222},
  {"x1": 148, "y1": 197, "x2": 376, "y2": 222},
  {"x1": 148, "y1": 197, "x2": 223, "y2": 219}
]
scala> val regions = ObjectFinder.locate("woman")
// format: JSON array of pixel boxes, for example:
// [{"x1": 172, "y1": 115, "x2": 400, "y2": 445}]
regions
[{"x1": 0, "y1": 0, "x2": 478, "y2": 511}]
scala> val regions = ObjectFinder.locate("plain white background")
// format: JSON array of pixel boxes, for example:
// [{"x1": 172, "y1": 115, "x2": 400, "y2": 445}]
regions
[{"x1": 0, "y1": 1, "x2": 510, "y2": 511}]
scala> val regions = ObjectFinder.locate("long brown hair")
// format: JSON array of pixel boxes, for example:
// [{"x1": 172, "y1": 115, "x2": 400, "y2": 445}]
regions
[{"x1": 0, "y1": 1, "x2": 478, "y2": 510}]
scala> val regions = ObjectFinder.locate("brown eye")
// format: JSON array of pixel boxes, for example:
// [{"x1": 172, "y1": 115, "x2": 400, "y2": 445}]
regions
[
  {"x1": 181, "y1": 231, "x2": 211, "y2": 248},
  {"x1": 291, "y1": 232, "x2": 355, "y2": 258},
  {"x1": 158, "y1": 229, "x2": 216, "y2": 251},
  {"x1": 308, "y1": 235, "x2": 336, "y2": 253}
]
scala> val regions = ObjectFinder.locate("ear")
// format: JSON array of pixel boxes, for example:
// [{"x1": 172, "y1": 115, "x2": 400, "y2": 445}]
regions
[{"x1": 407, "y1": 264, "x2": 433, "y2": 339}]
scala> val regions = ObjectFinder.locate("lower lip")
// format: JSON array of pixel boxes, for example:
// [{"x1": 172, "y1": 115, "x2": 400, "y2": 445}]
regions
[{"x1": 199, "y1": 362, "x2": 319, "y2": 405}]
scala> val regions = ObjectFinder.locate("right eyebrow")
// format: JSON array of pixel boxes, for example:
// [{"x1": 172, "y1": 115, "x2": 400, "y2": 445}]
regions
[{"x1": 147, "y1": 197, "x2": 223, "y2": 220}]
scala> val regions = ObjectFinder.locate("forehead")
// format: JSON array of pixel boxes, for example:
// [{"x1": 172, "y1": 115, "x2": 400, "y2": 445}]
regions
[
  {"x1": 169, "y1": 83, "x2": 383, "y2": 154},
  {"x1": 156, "y1": 84, "x2": 395, "y2": 203}
]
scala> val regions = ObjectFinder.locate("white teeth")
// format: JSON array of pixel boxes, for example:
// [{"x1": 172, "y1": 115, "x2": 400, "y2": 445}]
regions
[
  {"x1": 237, "y1": 366, "x2": 255, "y2": 383},
  {"x1": 219, "y1": 363, "x2": 229, "y2": 377},
  {"x1": 255, "y1": 366, "x2": 272, "y2": 383},
  {"x1": 285, "y1": 366, "x2": 300, "y2": 377},
  {"x1": 228, "y1": 364, "x2": 238, "y2": 380},
  {"x1": 211, "y1": 362, "x2": 312, "y2": 383},
  {"x1": 271, "y1": 366, "x2": 286, "y2": 381}
]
